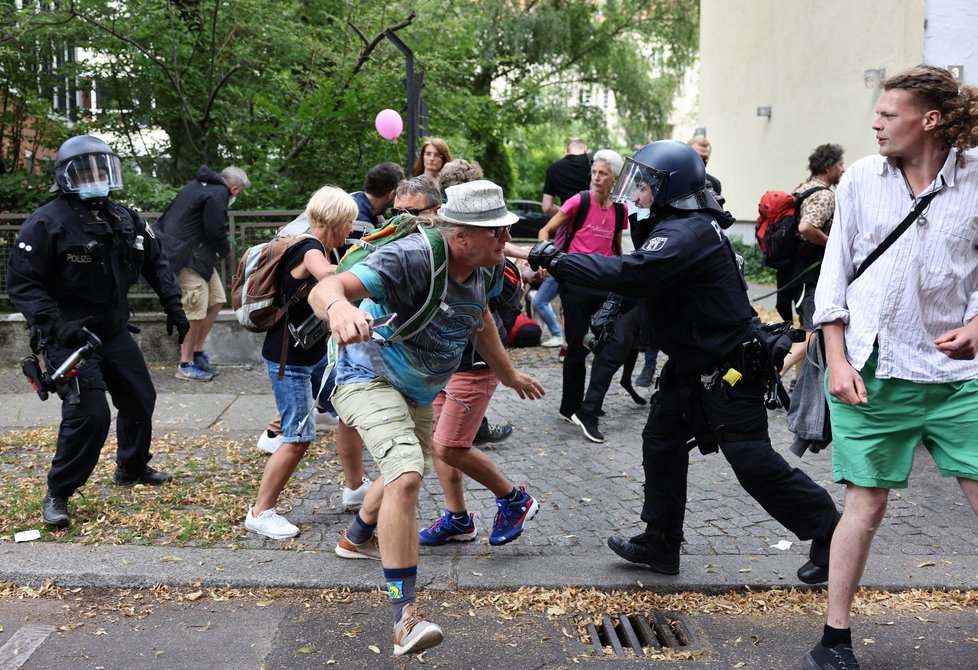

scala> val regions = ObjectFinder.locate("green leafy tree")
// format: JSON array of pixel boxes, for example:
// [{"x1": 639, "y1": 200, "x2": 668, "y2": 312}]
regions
[
  {"x1": 1, "y1": 0, "x2": 699, "y2": 212},
  {"x1": 405, "y1": 0, "x2": 699, "y2": 193},
  {"x1": 0, "y1": 2, "x2": 80, "y2": 211},
  {"x1": 67, "y1": 0, "x2": 419, "y2": 203}
]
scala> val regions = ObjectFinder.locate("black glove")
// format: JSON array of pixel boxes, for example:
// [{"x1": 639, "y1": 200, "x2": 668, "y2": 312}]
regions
[
  {"x1": 53, "y1": 318, "x2": 90, "y2": 348},
  {"x1": 585, "y1": 293, "x2": 623, "y2": 355},
  {"x1": 165, "y1": 307, "x2": 191, "y2": 344},
  {"x1": 528, "y1": 240, "x2": 565, "y2": 272}
]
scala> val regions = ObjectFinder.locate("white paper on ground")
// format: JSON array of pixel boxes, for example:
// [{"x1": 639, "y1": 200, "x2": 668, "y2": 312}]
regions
[
  {"x1": 14, "y1": 529, "x2": 41, "y2": 543},
  {"x1": 770, "y1": 539, "x2": 793, "y2": 551}
]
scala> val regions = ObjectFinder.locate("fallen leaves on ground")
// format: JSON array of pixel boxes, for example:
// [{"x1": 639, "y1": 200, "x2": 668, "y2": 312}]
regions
[
  {"x1": 0, "y1": 428, "x2": 342, "y2": 547},
  {"x1": 2, "y1": 582, "x2": 976, "y2": 652},
  {"x1": 466, "y1": 585, "x2": 978, "y2": 620}
]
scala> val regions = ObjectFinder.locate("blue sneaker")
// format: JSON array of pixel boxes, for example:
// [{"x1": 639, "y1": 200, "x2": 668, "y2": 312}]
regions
[
  {"x1": 193, "y1": 352, "x2": 219, "y2": 376},
  {"x1": 419, "y1": 510, "x2": 477, "y2": 546},
  {"x1": 489, "y1": 487, "x2": 539, "y2": 546},
  {"x1": 175, "y1": 362, "x2": 213, "y2": 382}
]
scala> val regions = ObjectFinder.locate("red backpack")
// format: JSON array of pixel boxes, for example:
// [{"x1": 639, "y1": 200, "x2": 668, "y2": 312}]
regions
[
  {"x1": 508, "y1": 312, "x2": 542, "y2": 347},
  {"x1": 754, "y1": 186, "x2": 828, "y2": 269}
]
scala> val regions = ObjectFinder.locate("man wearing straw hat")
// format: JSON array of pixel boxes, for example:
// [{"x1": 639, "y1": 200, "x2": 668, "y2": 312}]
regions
[{"x1": 309, "y1": 179, "x2": 544, "y2": 657}]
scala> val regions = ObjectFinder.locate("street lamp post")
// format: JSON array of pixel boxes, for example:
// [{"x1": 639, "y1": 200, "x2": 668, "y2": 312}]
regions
[{"x1": 383, "y1": 29, "x2": 427, "y2": 171}]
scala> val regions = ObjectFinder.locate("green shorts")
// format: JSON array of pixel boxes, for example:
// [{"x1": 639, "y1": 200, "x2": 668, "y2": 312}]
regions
[
  {"x1": 828, "y1": 349, "x2": 978, "y2": 488},
  {"x1": 331, "y1": 379, "x2": 433, "y2": 484}
]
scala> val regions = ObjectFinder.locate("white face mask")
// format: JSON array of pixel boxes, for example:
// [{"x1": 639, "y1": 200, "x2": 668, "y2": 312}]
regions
[{"x1": 228, "y1": 196, "x2": 236, "y2": 207}]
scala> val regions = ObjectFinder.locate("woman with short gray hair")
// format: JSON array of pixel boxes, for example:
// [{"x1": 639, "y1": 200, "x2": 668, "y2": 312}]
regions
[{"x1": 536, "y1": 149, "x2": 628, "y2": 441}]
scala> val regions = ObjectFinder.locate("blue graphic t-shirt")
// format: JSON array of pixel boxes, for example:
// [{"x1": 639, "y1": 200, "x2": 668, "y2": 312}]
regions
[{"x1": 334, "y1": 232, "x2": 502, "y2": 405}]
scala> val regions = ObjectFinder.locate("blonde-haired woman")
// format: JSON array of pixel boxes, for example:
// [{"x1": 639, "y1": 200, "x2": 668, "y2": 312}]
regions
[
  {"x1": 244, "y1": 186, "x2": 357, "y2": 539},
  {"x1": 411, "y1": 137, "x2": 453, "y2": 183}
]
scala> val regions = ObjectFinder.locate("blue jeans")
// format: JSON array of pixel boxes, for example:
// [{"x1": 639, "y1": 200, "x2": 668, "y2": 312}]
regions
[
  {"x1": 265, "y1": 360, "x2": 317, "y2": 443},
  {"x1": 643, "y1": 347, "x2": 659, "y2": 371},
  {"x1": 532, "y1": 276, "x2": 561, "y2": 338}
]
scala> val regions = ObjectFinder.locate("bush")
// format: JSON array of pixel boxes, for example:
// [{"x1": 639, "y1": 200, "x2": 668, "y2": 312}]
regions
[
  {"x1": 115, "y1": 168, "x2": 180, "y2": 212},
  {"x1": 729, "y1": 237, "x2": 776, "y2": 284},
  {"x1": 0, "y1": 171, "x2": 54, "y2": 213}
]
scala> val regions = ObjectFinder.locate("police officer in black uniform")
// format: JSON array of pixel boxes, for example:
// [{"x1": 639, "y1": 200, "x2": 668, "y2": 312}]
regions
[
  {"x1": 528, "y1": 140, "x2": 838, "y2": 584},
  {"x1": 7, "y1": 135, "x2": 190, "y2": 528}
]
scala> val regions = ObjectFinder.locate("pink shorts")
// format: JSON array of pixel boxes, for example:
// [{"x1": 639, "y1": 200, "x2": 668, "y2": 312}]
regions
[{"x1": 432, "y1": 369, "x2": 500, "y2": 447}]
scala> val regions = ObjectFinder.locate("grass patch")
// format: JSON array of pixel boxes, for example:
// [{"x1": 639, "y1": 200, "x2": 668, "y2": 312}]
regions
[{"x1": 0, "y1": 428, "x2": 330, "y2": 547}]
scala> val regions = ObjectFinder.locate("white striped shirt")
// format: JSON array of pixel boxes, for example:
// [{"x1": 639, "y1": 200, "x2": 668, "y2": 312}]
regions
[{"x1": 814, "y1": 150, "x2": 978, "y2": 382}]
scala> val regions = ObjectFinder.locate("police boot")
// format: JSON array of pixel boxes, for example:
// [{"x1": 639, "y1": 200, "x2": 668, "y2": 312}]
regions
[
  {"x1": 42, "y1": 493, "x2": 71, "y2": 528},
  {"x1": 797, "y1": 512, "x2": 841, "y2": 584},
  {"x1": 113, "y1": 465, "x2": 174, "y2": 486},
  {"x1": 607, "y1": 530, "x2": 681, "y2": 575}
]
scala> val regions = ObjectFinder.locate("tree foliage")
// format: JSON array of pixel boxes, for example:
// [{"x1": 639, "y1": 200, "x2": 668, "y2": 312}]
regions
[{"x1": 0, "y1": 0, "x2": 698, "y2": 212}]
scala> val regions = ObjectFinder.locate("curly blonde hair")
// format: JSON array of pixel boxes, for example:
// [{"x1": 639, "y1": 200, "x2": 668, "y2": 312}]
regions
[{"x1": 884, "y1": 65, "x2": 978, "y2": 158}]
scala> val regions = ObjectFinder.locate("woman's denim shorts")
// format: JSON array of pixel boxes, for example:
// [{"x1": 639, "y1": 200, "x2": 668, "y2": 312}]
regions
[{"x1": 265, "y1": 360, "x2": 317, "y2": 443}]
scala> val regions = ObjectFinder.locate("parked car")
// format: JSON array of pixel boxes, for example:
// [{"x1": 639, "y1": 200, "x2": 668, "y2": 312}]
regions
[{"x1": 506, "y1": 200, "x2": 550, "y2": 240}]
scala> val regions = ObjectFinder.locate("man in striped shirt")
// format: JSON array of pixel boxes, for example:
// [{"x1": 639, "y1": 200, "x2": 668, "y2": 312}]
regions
[{"x1": 803, "y1": 65, "x2": 978, "y2": 670}]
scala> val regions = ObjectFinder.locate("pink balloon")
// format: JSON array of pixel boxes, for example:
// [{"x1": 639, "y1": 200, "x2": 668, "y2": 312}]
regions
[{"x1": 375, "y1": 109, "x2": 403, "y2": 141}]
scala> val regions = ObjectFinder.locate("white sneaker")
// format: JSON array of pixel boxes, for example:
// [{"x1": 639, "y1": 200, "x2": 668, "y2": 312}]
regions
[
  {"x1": 393, "y1": 603, "x2": 444, "y2": 656},
  {"x1": 541, "y1": 335, "x2": 564, "y2": 348},
  {"x1": 243, "y1": 506, "x2": 299, "y2": 539},
  {"x1": 257, "y1": 430, "x2": 283, "y2": 454},
  {"x1": 341, "y1": 476, "x2": 372, "y2": 511},
  {"x1": 315, "y1": 409, "x2": 339, "y2": 431}
]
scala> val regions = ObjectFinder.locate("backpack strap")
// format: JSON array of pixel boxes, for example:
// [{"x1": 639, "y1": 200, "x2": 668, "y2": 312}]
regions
[
  {"x1": 380, "y1": 225, "x2": 450, "y2": 344},
  {"x1": 794, "y1": 185, "x2": 830, "y2": 205},
  {"x1": 561, "y1": 190, "x2": 591, "y2": 252},
  {"x1": 786, "y1": 186, "x2": 831, "y2": 246},
  {"x1": 274, "y1": 237, "x2": 320, "y2": 379},
  {"x1": 277, "y1": 282, "x2": 314, "y2": 380}
]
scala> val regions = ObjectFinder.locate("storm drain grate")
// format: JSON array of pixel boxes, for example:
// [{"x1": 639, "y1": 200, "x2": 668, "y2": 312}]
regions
[{"x1": 575, "y1": 610, "x2": 701, "y2": 659}]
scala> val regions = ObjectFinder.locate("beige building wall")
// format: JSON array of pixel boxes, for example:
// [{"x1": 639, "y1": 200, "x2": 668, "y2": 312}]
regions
[{"x1": 699, "y1": 0, "x2": 925, "y2": 221}]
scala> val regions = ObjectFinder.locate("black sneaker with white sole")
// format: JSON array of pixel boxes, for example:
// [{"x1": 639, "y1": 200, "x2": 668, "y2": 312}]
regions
[
  {"x1": 802, "y1": 641, "x2": 861, "y2": 670},
  {"x1": 571, "y1": 412, "x2": 605, "y2": 443}
]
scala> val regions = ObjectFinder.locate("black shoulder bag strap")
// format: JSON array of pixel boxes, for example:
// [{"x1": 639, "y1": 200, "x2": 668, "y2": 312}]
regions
[
  {"x1": 852, "y1": 190, "x2": 937, "y2": 281},
  {"x1": 275, "y1": 279, "x2": 316, "y2": 380}
]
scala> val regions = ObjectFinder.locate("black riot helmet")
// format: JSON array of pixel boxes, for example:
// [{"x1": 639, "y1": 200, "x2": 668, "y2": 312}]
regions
[
  {"x1": 610, "y1": 140, "x2": 723, "y2": 215},
  {"x1": 51, "y1": 135, "x2": 124, "y2": 200}
]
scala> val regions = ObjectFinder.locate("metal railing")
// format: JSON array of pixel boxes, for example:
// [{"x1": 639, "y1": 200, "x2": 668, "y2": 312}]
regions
[{"x1": 0, "y1": 210, "x2": 303, "y2": 302}]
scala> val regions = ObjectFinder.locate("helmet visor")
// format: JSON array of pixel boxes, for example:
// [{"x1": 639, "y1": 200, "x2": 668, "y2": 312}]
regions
[
  {"x1": 671, "y1": 187, "x2": 724, "y2": 212},
  {"x1": 610, "y1": 158, "x2": 667, "y2": 208},
  {"x1": 61, "y1": 154, "x2": 123, "y2": 193}
]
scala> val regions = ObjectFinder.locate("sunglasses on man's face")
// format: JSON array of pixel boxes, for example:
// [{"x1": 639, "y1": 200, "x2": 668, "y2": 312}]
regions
[
  {"x1": 486, "y1": 225, "x2": 511, "y2": 239},
  {"x1": 392, "y1": 206, "x2": 434, "y2": 217}
]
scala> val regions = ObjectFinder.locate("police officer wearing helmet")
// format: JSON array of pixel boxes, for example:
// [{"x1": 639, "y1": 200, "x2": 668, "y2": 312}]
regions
[
  {"x1": 528, "y1": 140, "x2": 839, "y2": 584},
  {"x1": 6, "y1": 135, "x2": 190, "y2": 529}
]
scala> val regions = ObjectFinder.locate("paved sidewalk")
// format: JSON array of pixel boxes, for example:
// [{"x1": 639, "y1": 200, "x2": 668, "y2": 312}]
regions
[{"x1": 1, "y1": 341, "x2": 976, "y2": 593}]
